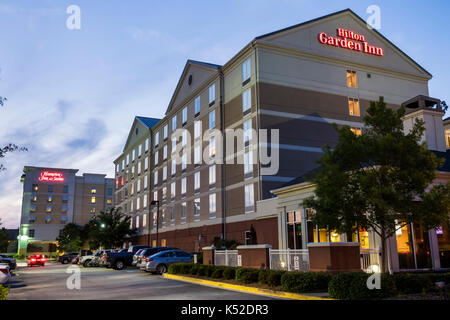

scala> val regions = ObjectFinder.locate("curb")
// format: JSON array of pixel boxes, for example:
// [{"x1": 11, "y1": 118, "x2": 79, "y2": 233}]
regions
[{"x1": 163, "y1": 273, "x2": 332, "y2": 300}]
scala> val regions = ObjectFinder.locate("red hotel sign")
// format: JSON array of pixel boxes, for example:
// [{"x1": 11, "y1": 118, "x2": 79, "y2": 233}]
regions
[
  {"x1": 318, "y1": 28, "x2": 384, "y2": 56},
  {"x1": 39, "y1": 171, "x2": 65, "y2": 182}
]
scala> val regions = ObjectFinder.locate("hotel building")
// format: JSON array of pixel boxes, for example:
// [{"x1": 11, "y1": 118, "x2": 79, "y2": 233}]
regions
[
  {"x1": 18, "y1": 166, "x2": 114, "y2": 256},
  {"x1": 114, "y1": 8, "x2": 449, "y2": 268}
]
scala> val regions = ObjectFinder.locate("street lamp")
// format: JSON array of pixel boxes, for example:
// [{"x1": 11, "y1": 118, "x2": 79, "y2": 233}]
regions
[
  {"x1": 150, "y1": 200, "x2": 160, "y2": 247},
  {"x1": 100, "y1": 223, "x2": 106, "y2": 229}
]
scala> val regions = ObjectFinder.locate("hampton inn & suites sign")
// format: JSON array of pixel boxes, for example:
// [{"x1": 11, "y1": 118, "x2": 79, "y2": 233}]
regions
[{"x1": 318, "y1": 28, "x2": 384, "y2": 56}]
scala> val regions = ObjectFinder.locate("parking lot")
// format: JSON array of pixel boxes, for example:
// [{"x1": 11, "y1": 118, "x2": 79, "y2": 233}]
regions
[{"x1": 6, "y1": 262, "x2": 277, "y2": 300}]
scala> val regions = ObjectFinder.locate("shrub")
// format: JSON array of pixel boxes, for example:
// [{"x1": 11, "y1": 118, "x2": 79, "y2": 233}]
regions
[
  {"x1": 236, "y1": 268, "x2": 260, "y2": 284},
  {"x1": 168, "y1": 263, "x2": 181, "y2": 274},
  {"x1": 0, "y1": 285, "x2": 9, "y2": 300},
  {"x1": 196, "y1": 265, "x2": 207, "y2": 276},
  {"x1": 281, "y1": 271, "x2": 332, "y2": 293},
  {"x1": 328, "y1": 272, "x2": 397, "y2": 300},
  {"x1": 189, "y1": 264, "x2": 200, "y2": 276},
  {"x1": 222, "y1": 267, "x2": 236, "y2": 280},
  {"x1": 211, "y1": 267, "x2": 225, "y2": 279},
  {"x1": 258, "y1": 270, "x2": 285, "y2": 287},
  {"x1": 204, "y1": 265, "x2": 216, "y2": 278},
  {"x1": 179, "y1": 263, "x2": 194, "y2": 274},
  {"x1": 392, "y1": 273, "x2": 434, "y2": 294}
]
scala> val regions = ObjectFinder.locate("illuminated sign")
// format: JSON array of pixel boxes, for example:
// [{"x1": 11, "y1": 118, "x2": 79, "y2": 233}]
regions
[
  {"x1": 318, "y1": 28, "x2": 384, "y2": 56},
  {"x1": 38, "y1": 171, "x2": 65, "y2": 182},
  {"x1": 436, "y1": 226, "x2": 443, "y2": 235}
]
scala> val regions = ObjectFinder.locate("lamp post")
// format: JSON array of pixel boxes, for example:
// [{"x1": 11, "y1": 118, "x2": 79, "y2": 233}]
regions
[{"x1": 150, "y1": 200, "x2": 160, "y2": 247}]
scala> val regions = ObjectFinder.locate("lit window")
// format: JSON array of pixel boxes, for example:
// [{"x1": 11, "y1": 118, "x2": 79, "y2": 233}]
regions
[
  {"x1": 182, "y1": 107, "x2": 187, "y2": 124},
  {"x1": 47, "y1": 195, "x2": 53, "y2": 202},
  {"x1": 143, "y1": 213, "x2": 147, "y2": 227},
  {"x1": 242, "y1": 89, "x2": 251, "y2": 113},
  {"x1": 194, "y1": 96, "x2": 200, "y2": 115},
  {"x1": 209, "y1": 110, "x2": 215, "y2": 129},
  {"x1": 350, "y1": 127, "x2": 362, "y2": 136},
  {"x1": 348, "y1": 98, "x2": 360, "y2": 116},
  {"x1": 32, "y1": 184, "x2": 38, "y2": 191},
  {"x1": 194, "y1": 120, "x2": 201, "y2": 139},
  {"x1": 242, "y1": 58, "x2": 251, "y2": 83},
  {"x1": 194, "y1": 171, "x2": 200, "y2": 192},
  {"x1": 91, "y1": 186, "x2": 97, "y2": 194},
  {"x1": 194, "y1": 198, "x2": 200, "y2": 220},
  {"x1": 172, "y1": 115, "x2": 177, "y2": 132},
  {"x1": 209, "y1": 84, "x2": 216, "y2": 105},
  {"x1": 121, "y1": 159, "x2": 125, "y2": 170},
  {"x1": 45, "y1": 216, "x2": 52, "y2": 224},
  {"x1": 107, "y1": 199, "x2": 112, "y2": 205},
  {"x1": 46, "y1": 204, "x2": 52, "y2": 212},
  {"x1": 91, "y1": 196, "x2": 96, "y2": 204},
  {"x1": 346, "y1": 70, "x2": 357, "y2": 88},
  {"x1": 245, "y1": 184, "x2": 254, "y2": 212},
  {"x1": 30, "y1": 204, "x2": 37, "y2": 212},
  {"x1": 445, "y1": 129, "x2": 450, "y2": 148},
  {"x1": 136, "y1": 215, "x2": 140, "y2": 229},
  {"x1": 90, "y1": 207, "x2": 96, "y2": 214},
  {"x1": 136, "y1": 196, "x2": 140, "y2": 210},
  {"x1": 209, "y1": 165, "x2": 216, "y2": 186},
  {"x1": 209, "y1": 193, "x2": 216, "y2": 217}
]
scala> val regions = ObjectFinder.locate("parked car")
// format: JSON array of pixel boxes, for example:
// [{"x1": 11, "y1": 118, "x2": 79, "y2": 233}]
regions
[
  {"x1": 143, "y1": 250, "x2": 193, "y2": 274},
  {"x1": 137, "y1": 247, "x2": 175, "y2": 269},
  {"x1": 106, "y1": 245, "x2": 151, "y2": 270},
  {"x1": 27, "y1": 254, "x2": 46, "y2": 267},
  {"x1": 58, "y1": 252, "x2": 79, "y2": 264},
  {"x1": 0, "y1": 254, "x2": 17, "y2": 270},
  {"x1": 0, "y1": 264, "x2": 11, "y2": 284},
  {"x1": 79, "y1": 249, "x2": 112, "y2": 267},
  {"x1": 131, "y1": 249, "x2": 145, "y2": 267}
]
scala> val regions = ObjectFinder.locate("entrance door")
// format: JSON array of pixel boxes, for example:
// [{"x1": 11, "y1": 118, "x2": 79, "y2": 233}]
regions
[{"x1": 396, "y1": 222, "x2": 432, "y2": 270}]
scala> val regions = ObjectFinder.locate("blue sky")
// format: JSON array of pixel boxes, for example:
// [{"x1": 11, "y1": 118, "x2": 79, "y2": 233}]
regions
[{"x1": 0, "y1": 0, "x2": 449, "y2": 228}]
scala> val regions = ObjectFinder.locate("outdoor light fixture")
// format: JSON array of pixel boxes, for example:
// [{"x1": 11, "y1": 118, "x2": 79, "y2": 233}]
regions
[{"x1": 100, "y1": 223, "x2": 106, "y2": 228}]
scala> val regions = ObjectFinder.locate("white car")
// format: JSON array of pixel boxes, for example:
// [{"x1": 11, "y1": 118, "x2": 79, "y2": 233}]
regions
[
  {"x1": 79, "y1": 250, "x2": 112, "y2": 267},
  {"x1": 0, "y1": 263, "x2": 11, "y2": 285}
]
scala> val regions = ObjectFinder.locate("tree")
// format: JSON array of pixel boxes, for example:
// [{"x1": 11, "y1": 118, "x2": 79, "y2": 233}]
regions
[
  {"x1": 211, "y1": 237, "x2": 241, "y2": 249},
  {"x1": 88, "y1": 208, "x2": 136, "y2": 249},
  {"x1": 304, "y1": 96, "x2": 450, "y2": 273},
  {"x1": 56, "y1": 223, "x2": 86, "y2": 253}
]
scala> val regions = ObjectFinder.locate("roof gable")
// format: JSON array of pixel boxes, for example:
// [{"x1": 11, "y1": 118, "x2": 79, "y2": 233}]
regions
[
  {"x1": 165, "y1": 60, "x2": 221, "y2": 115},
  {"x1": 123, "y1": 117, "x2": 158, "y2": 152},
  {"x1": 256, "y1": 9, "x2": 431, "y2": 79}
]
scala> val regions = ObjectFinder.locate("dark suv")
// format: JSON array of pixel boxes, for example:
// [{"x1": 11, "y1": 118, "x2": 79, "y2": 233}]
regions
[
  {"x1": 58, "y1": 252, "x2": 79, "y2": 264},
  {"x1": 0, "y1": 255, "x2": 17, "y2": 270}
]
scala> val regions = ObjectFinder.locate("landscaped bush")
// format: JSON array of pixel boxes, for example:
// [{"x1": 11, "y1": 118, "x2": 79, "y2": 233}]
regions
[
  {"x1": 222, "y1": 267, "x2": 236, "y2": 280},
  {"x1": 0, "y1": 285, "x2": 9, "y2": 300},
  {"x1": 258, "y1": 270, "x2": 286, "y2": 287},
  {"x1": 168, "y1": 263, "x2": 194, "y2": 275},
  {"x1": 196, "y1": 265, "x2": 207, "y2": 276},
  {"x1": 236, "y1": 268, "x2": 260, "y2": 284},
  {"x1": 211, "y1": 267, "x2": 225, "y2": 279},
  {"x1": 204, "y1": 265, "x2": 216, "y2": 277},
  {"x1": 328, "y1": 272, "x2": 396, "y2": 300},
  {"x1": 392, "y1": 273, "x2": 433, "y2": 294},
  {"x1": 281, "y1": 271, "x2": 332, "y2": 293},
  {"x1": 189, "y1": 264, "x2": 200, "y2": 275}
]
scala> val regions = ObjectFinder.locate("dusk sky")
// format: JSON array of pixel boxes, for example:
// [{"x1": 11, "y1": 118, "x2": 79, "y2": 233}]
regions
[{"x1": 1, "y1": 0, "x2": 449, "y2": 229}]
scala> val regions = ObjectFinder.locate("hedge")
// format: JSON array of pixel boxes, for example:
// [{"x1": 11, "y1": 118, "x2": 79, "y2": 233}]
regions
[
  {"x1": 281, "y1": 271, "x2": 333, "y2": 293},
  {"x1": 222, "y1": 267, "x2": 237, "y2": 280},
  {"x1": 0, "y1": 285, "x2": 8, "y2": 300},
  {"x1": 236, "y1": 268, "x2": 260, "y2": 284},
  {"x1": 258, "y1": 270, "x2": 286, "y2": 287}
]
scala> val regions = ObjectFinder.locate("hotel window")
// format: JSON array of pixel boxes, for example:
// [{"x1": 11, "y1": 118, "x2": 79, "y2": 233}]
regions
[
  {"x1": 143, "y1": 213, "x2": 147, "y2": 227},
  {"x1": 181, "y1": 177, "x2": 186, "y2": 196},
  {"x1": 194, "y1": 171, "x2": 200, "y2": 193},
  {"x1": 144, "y1": 157, "x2": 148, "y2": 171},
  {"x1": 171, "y1": 160, "x2": 176, "y2": 176},
  {"x1": 154, "y1": 171, "x2": 158, "y2": 186},
  {"x1": 30, "y1": 204, "x2": 37, "y2": 212},
  {"x1": 346, "y1": 70, "x2": 357, "y2": 88},
  {"x1": 242, "y1": 89, "x2": 251, "y2": 114},
  {"x1": 136, "y1": 197, "x2": 140, "y2": 211},
  {"x1": 163, "y1": 166, "x2": 167, "y2": 181},
  {"x1": 47, "y1": 195, "x2": 53, "y2": 202},
  {"x1": 143, "y1": 194, "x2": 147, "y2": 208},
  {"x1": 155, "y1": 151, "x2": 159, "y2": 166},
  {"x1": 163, "y1": 145, "x2": 167, "y2": 160},
  {"x1": 145, "y1": 138, "x2": 149, "y2": 152},
  {"x1": 63, "y1": 185, "x2": 69, "y2": 193},
  {"x1": 209, "y1": 137, "x2": 216, "y2": 158},
  {"x1": 348, "y1": 98, "x2": 360, "y2": 116},
  {"x1": 243, "y1": 119, "x2": 252, "y2": 146},
  {"x1": 137, "y1": 179, "x2": 141, "y2": 193},
  {"x1": 62, "y1": 195, "x2": 69, "y2": 203},
  {"x1": 209, "y1": 110, "x2": 215, "y2": 129},
  {"x1": 171, "y1": 137, "x2": 177, "y2": 153},
  {"x1": 46, "y1": 204, "x2": 52, "y2": 213},
  {"x1": 126, "y1": 154, "x2": 130, "y2": 166},
  {"x1": 130, "y1": 183, "x2": 134, "y2": 195},
  {"x1": 170, "y1": 207, "x2": 175, "y2": 225},
  {"x1": 48, "y1": 185, "x2": 54, "y2": 193},
  {"x1": 194, "y1": 198, "x2": 200, "y2": 221},
  {"x1": 116, "y1": 164, "x2": 119, "y2": 173},
  {"x1": 29, "y1": 215, "x2": 36, "y2": 224},
  {"x1": 29, "y1": 229, "x2": 35, "y2": 237},
  {"x1": 446, "y1": 129, "x2": 450, "y2": 148},
  {"x1": 244, "y1": 184, "x2": 254, "y2": 213},
  {"x1": 130, "y1": 201, "x2": 134, "y2": 213},
  {"x1": 182, "y1": 130, "x2": 188, "y2": 147},
  {"x1": 209, "y1": 84, "x2": 216, "y2": 106},
  {"x1": 32, "y1": 184, "x2": 38, "y2": 191},
  {"x1": 209, "y1": 193, "x2": 216, "y2": 218},
  {"x1": 244, "y1": 149, "x2": 253, "y2": 177},
  {"x1": 61, "y1": 205, "x2": 68, "y2": 213},
  {"x1": 162, "y1": 187, "x2": 167, "y2": 203},
  {"x1": 131, "y1": 165, "x2": 135, "y2": 178},
  {"x1": 45, "y1": 216, "x2": 52, "y2": 224},
  {"x1": 182, "y1": 107, "x2": 187, "y2": 125},
  {"x1": 144, "y1": 176, "x2": 148, "y2": 189},
  {"x1": 242, "y1": 58, "x2": 251, "y2": 84},
  {"x1": 61, "y1": 216, "x2": 67, "y2": 224},
  {"x1": 107, "y1": 198, "x2": 112, "y2": 205},
  {"x1": 161, "y1": 209, "x2": 166, "y2": 228},
  {"x1": 136, "y1": 215, "x2": 140, "y2": 229},
  {"x1": 107, "y1": 187, "x2": 113, "y2": 196},
  {"x1": 163, "y1": 125, "x2": 168, "y2": 140},
  {"x1": 122, "y1": 159, "x2": 125, "y2": 170},
  {"x1": 91, "y1": 196, "x2": 96, "y2": 204},
  {"x1": 138, "y1": 162, "x2": 142, "y2": 175},
  {"x1": 209, "y1": 165, "x2": 216, "y2": 187},
  {"x1": 350, "y1": 127, "x2": 362, "y2": 136},
  {"x1": 194, "y1": 145, "x2": 201, "y2": 166},
  {"x1": 181, "y1": 202, "x2": 186, "y2": 223},
  {"x1": 132, "y1": 149, "x2": 136, "y2": 162},
  {"x1": 181, "y1": 153, "x2": 187, "y2": 171},
  {"x1": 154, "y1": 131, "x2": 159, "y2": 147},
  {"x1": 172, "y1": 115, "x2": 177, "y2": 132},
  {"x1": 194, "y1": 96, "x2": 200, "y2": 116},
  {"x1": 31, "y1": 193, "x2": 37, "y2": 202},
  {"x1": 153, "y1": 191, "x2": 158, "y2": 201},
  {"x1": 171, "y1": 182, "x2": 176, "y2": 200},
  {"x1": 194, "y1": 121, "x2": 201, "y2": 140},
  {"x1": 90, "y1": 207, "x2": 96, "y2": 214},
  {"x1": 138, "y1": 144, "x2": 142, "y2": 157}
]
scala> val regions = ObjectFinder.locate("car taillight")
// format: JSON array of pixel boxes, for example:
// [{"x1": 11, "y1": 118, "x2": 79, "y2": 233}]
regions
[
  {"x1": 146, "y1": 258, "x2": 152, "y2": 262},
  {"x1": 41, "y1": 258, "x2": 46, "y2": 262},
  {"x1": 31, "y1": 258, "x2": 36, "y2": 262},
  {"x1": 0, "y1": 269, "x2": 8, "y2": 274}
]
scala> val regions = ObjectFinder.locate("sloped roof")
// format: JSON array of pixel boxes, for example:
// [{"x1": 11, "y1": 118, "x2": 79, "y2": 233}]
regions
[{"x1": 135, "y1": 116, "x2": 161, "y2": 129}]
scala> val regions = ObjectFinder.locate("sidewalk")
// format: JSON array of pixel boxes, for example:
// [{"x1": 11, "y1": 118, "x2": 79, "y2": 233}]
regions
[{"x1": 163, "y1": 273, "x2": 332, "y2": 300}]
